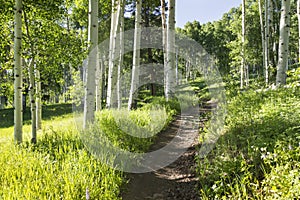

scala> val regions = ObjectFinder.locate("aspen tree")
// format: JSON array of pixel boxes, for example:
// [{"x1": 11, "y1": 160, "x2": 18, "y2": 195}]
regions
[
  {"x1": 128, "y1": 0, "x2": 142, "y2": 110},
  {"x1": 276, "y1": 0, "x2": 291, "y2": 85},
  {"x1": 14, "y1": 0, "x2": 23, "y2": 143},
  {"x1": 83, "y1": 0, "x2": 98, "y2": 128}
]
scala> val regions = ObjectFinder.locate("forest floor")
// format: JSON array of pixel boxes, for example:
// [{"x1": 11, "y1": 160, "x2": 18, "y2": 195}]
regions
[{"x1": 121, "y1": 106, "x2": 210, "y2": 200}]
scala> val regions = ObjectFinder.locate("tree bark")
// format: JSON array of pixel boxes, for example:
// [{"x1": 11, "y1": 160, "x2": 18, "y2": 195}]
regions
[
  {"x1": 83, "y1": 0, "x2": 98, "y2": 129},
  {"x1": 23, "y1": 10, "x2": 37, "y2": 143},
  {"x1": 258, "y1": 0, "x2": 266, "y2": 77},
  {"x1": 276, "y1": 0, "x2": 291, "y2": 85},
  {"x1": 117, "y1": 0, "x2": 125, "y2": 109},
  {"x1": 264, "y1": 0, "x2": 270, "y2": 84},
  {"x1": 35, "y1": 68, "x2": 42, "y2": 130},
  {"x1": 241, "y1": 0, "x2": 246, "y2": 88},
  {"x1": 107, "y1": 0, "x2": 122, "y2": 108},
  {"x1": 272, "y1": 0, "x2": 279, "y2": 67},
  {"x1": 161, "y1": 0, "x2": 167, "y2": 93},
  {"x1": 24, "y1": 59, "x2": 37, "y2": 143},
  {"x1": 14, "y1": 0, "x2": 23, "y2": 143},
  {"x1": 297, "y1": 0, "x2": 300, "y2": 62},
  {"x1": 96, "y1": 53, "x2": 103, "y2": 111},
  {"x1": 165, "y1": 0, "x2": 176, "y2": 100},
  {"x1": 128, "y1": 0, "x2": 142, "y2": 110}
]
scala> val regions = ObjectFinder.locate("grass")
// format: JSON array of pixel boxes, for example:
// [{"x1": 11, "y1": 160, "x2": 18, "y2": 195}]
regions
[
  {"x1": 0, "y1": 99, "x2": 177, "y2": 199},
  {"x1": 0, "y1": 103, "x2": 73, "y2": 128},
  {"x1": 0, "y1": 117, "x2": 124, "y2": 199},
  {"x1": 196, "y1": 86, "x2": 300, "y2": 199}
]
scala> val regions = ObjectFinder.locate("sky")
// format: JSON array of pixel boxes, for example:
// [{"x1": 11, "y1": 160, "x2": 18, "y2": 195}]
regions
[{"x1": 176, "y1": 0, "x2": 241, "y2": 28}]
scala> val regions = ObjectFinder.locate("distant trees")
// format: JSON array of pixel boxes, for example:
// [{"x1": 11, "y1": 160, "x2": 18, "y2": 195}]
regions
[{"x1": 178, "y1": 0, "x2": 297, "y2": 87}]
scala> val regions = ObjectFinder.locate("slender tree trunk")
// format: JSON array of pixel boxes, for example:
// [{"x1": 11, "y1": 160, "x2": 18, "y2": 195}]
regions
[
  {"x1": 35, "y1": 68, "x2": 42, "y2": 130},
  {"x1": 175, "y1": 48, "x2": 178, "y2": 85},
  {"x1": 241, "y1": 0, "x2": 246, "y2": 88},
  {"x1": 269, "y1": 0, "x2": 275, "y2": 68},
  {"x1": 28, "y1": 60, "x2": 37, "y2": 143},
  {"x1": 96, "y1": 53, "x2": 103, "y2": 111},
  {"x1": 107, "y1": 0, "x2": 122, "y2": 108},
  {"x1": 107, "y1": 0, "x2": 116, "y2": 108},
  {"x1": 272, "y1": 0, "x2": 279, "y2": 66},
  {"x1": 161, "y1": 0, "x2": 168, "y2": 95},
  {"x1": 186, "y1": 61, "x2": 190, "y2": 81},
  {"x1": 276, "y1": 0, "x2": 291, "y2": 85},
  {"x1": 23, "y1": 10, "x2": 37, "y2": 143},
  {"x1": 258, "y1": 0, "x2": 265, "y2": 76},
  {"x1": 128, "y1": 0, "x2": 142, "y2": 110},
  {"x1": 165, "y1": 0, "x2": 176, "y2": 100},
  {"x1": 83, "y1": 0, "x2": 98, "y2": 129},
  {"x1": 264, "y1": 0, "x2": 270, "y2": 84},
  {"x1": 117, "y1": 0, "x2": 124, "y2": 109},
  {"x1": 297, "y1": 0, "x2": 300, "y2": 62},
  {"x1": 14, "y1": 0, "x2": 23, "y2": 143}
]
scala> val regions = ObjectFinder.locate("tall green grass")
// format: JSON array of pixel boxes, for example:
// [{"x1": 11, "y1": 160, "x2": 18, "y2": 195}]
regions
[
  {"x1": 0, "y1": 123, "x2": 123, "y2": 199},
  {"x1": 197, "y1": 87, "x2": 300, "y2": 199},
  {"x1": 0, "y1": 100, "x2": 177, "y2": 199}
]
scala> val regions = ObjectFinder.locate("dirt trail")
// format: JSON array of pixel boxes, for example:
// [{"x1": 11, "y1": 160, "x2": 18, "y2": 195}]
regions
[{"x1": 122, "y1": 109, "x2": 207, "y2": 200}]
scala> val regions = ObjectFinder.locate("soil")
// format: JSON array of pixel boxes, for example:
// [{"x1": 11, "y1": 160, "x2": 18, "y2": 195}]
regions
[{"x1": 121, "y1": 108, "x2": 209, "y2": 200}]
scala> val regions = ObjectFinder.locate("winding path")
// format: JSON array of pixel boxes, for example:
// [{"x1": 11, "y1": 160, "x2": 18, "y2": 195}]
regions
[{"x1": 121, "y1": 109, "x2": 207, "y2": 200}]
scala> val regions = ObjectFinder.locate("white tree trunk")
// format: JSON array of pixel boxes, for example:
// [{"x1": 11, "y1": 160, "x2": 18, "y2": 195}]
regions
[
  {"x1": 161, "y1": 0, "x2": 168, "y2": 91},
  {"x1": 276, "y1": 0, "x2": 291, "y2": 85},
  {"x1": 241, "y1": 0, "x2": 246, "y2": 88},
  {"x1": 96, "y1": 53, "x2": 103, "y2": 111},
  {"x1": 23, "y1": 9, "x2": 37, "y2": 142},
  {"x1": 107, "y1": 0, "x2": 122, "y2": 108},
  {"x1": 27, "y1": 60, "x2": 37, "y2": 143},
  {"x1": 297, "y1": 0, "x2": 300, "y2": 62},
  {"x1": 258, "y1": 0, "x2": 266, "y2": 76},
  {"x1": 128, "y1": 0, "x2": 142, "y2": 110},
  {"x1": 117, "y1": 1, "x2": 125, "y2": 109},
  {"x1": 106, "y1": 0, "x2": 115, "y2": 108},
  {"x1": 185, "y1": 61, "x2": 190, "y2": 81},
  {"x1": 83, "y1": 0, "x2": 98, "y2": 129},
  {"x1": 272, "y1": 0, "x2": 279, "y2": 65},
  {"x1": 264, "y1": 0, "x2": 270, "y2": 84},
  {"x1": 35, "y1": 68, "x2": 42, "y2": 130},
  {"x1": 14, "y1": 0, "x2": 23, "y2": 143},
  {"x1": 165, "y1": 0, "x2": 176, "y2": 100},
  {"x1": 175, "y1": 48, "x2": 178, "y2": 85}
]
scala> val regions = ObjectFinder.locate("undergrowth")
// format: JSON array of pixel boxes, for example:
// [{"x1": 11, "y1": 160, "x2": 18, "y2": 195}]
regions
[{"x1": 197, "y1": 87, "x2": 300, "y2": 199}]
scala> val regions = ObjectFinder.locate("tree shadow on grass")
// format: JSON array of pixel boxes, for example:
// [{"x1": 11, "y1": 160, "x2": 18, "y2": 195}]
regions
[{"x1": 0, "y1": 103, "x2": 73, "y2": 128}]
